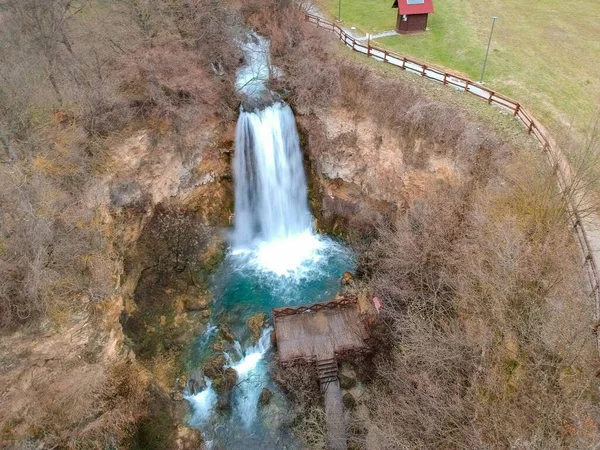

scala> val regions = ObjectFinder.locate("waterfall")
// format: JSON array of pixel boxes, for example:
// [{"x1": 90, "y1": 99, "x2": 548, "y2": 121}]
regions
[
  {"x1": 232, "y1": 104, "x2": 327, "y2": 276},
  {"x1": 184, "y1": 31, "x2": 355, "y2": 449},
  {"x1": 233, "y1": 104, "x2": 313, "y2": 245},
  {"x1": 231, "y1": 33, "x2": 326, "y2": 277}
]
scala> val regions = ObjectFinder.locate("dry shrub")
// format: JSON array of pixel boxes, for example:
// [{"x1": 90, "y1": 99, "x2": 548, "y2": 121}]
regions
[
  {"x1": 358, "y1": 150, "x2": 600, "y2": 449},
  {"x1": 18, "y1": 361, "x2": 148, "y2": 449},
  {"x1": 0, "y1": 166, "x2": 112, "y2": 329},
  {"x1": 274, "y1": 361, "x2": 328, "y2": 449},
  {"x1": 0, "y1": 0, "x2": 241, "y2": 329},
  {"x1": 243, "y1": 0, "x2": 342, "y2": 111}
]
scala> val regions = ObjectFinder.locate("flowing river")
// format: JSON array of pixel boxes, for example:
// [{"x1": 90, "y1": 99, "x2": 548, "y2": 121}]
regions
[{"x1": 184, "y1": 34, "x2": 354, "y2": 449}]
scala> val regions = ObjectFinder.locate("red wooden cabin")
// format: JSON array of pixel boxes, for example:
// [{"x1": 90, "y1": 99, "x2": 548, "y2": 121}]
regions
[{"x1": 392, "y1": 0, "x2": 434, "y2": 34}]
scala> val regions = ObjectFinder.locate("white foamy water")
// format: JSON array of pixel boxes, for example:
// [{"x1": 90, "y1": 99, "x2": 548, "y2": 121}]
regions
[
  {"x1": 235, "y1": 34, "x2": 277, "y2": 98},
  {"x1": 185, "y1": 378, "x2": 218, "y2": 426},
  {"x1": 228, "y1": 328, "x2": 273, "y2": 427}
]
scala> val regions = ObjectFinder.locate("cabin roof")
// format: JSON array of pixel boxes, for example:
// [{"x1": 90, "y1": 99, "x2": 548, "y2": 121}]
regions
[{"x1": 392, "y1": 0, "x2": 434, "y2": 15}]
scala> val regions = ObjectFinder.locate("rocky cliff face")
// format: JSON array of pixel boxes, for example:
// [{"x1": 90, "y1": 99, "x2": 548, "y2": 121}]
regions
[
  {"x1": 298, "y1": 107, "x2": 462, "y2": 234},
  {"x1": 0, "y1": 117, "x2": 235, "y2": 449}
]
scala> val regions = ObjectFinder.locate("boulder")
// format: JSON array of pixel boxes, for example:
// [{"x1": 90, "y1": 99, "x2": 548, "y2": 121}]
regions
[
  {"x1": 203, "y1": 354, "x2": 227, "y2": 379},
  {"x1": 343, "y1": 392, "x2": 357, "y2": 410},
  {"x1": 217, "y1": 395, "x2": 231, "y2": 411},
  {"x1": 341, "y1": 271, "x2": 355, "y2": 286},
  {"x1": 247, "y1": 313, "x2": 268, "y2": 342},
  {"x1": 259, "y1": 387, "x2": 272, "y2": 405},
  {"x1": 339, "y1": 374, "x2": 356, "y2": 390},
  {"x1": 187, "y1": 377, "x2": 203, "y2": 395},
  {"x1": 212, "y1": 340, "x2": 232, "y2": 352},
  {"x1": 213, "y1": 368, "x2": 238, "y2": 394},
  {"x1": 175, "y1": 424, "x2": 204, "y2": 450},
  {"x1": 184, "y1": 294, "x2": 212, "y2": 311},
  {"x1": 217, "y1": 325, "x2": 235, "y2": 343},
  {"x1": 171, "y1": 391, "x2": 185, "y2": 402}
]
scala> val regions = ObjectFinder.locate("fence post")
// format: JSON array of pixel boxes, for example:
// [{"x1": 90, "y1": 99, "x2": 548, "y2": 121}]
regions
[
  {"x1": 464, "y1": 80, "x2": 469, "y2": 92},
  {"x1": 513, "y1": 103, "x2": 520, "y2": 116},
  {"x1": 528, "y1": 120, "x2": 534, "y2": 134},
  {"x1": 402, "y1": 56, "x2": 407, "y2": 70},
  {"x1": 488, "y1": 92, "x2": 493, "y2": 104},
  {"x1": 383, "y1": 50, "x2": 388, "y2": 62},
  {"x1": 443, "y1": 73, "x2": 447, "y2": 85},
  {"x1": 421, "y1": 65, "x2": 426, "y2": 77}
]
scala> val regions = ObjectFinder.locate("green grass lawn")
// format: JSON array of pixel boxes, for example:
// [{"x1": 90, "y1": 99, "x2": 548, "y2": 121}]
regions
[{"x1": 319, "y1": 0, "x2": 600, "y2": 137}]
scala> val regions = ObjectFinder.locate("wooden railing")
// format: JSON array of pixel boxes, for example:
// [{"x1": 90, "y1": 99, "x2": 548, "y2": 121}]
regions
[
  {"x1": 273, "y1": 296, "x2": 357, "y2": 318},
  {"x1": 305, "y1": 13, "x2": 600, "y2": 355}
]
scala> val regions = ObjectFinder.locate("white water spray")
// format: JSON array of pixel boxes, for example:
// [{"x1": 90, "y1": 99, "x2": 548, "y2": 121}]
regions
[
  {"x1": 185, "y1": 378, "x2": 218, "y2": 426},
  {"x1": 233, "y1": 103, "x2": 313, "y2": 245},
  {"x1": 229, "y1": 328, "x2": 273, "y2": 427}
]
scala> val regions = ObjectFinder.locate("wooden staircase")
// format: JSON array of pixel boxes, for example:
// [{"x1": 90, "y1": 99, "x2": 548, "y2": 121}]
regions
[{"x1": 316, "y1": 356, "x2": 339, "y2": 391}]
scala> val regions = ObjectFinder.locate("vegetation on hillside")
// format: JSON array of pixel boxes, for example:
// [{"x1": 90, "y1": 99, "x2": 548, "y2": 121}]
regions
[
  {"x1": 0, "y1": 0, "x2": 240, "y2": 329},
  {"x1": 1, "y1": 0, "x2": 599, "y2": 449}
]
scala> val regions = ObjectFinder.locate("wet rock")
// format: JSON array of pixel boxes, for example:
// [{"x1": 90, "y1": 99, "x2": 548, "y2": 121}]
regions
[
  {"x1": 184, "y1": 294, "x2": 212, "y2": 311},
  {"x1": 212, "y1": 340, "x2": 232, "y2": 352},
  {"x1": 203, "y1": 354, "x2": 227, "y2": 378},
  {"x1": 343, "y1": 392, "x2": 357, "y2": 410},
  {"x1": 177, "y1": 375, "x2": 187, "y2": 390},
  {"x1": 217, "y1": 394, "x2": 231, "y2": 411},
  {"x1": 171, "y1": 391, "x2": 185, "y2": 401},
  {"x1": 175, "y1": 424, "x2": 203, "y2": 450},
  {"x1": 247, "y1": 313, "x2": 268, "y2": 342},
  {"x1": 341, "y1": 271, "x2": 355, "y2": 286},
  {"x1": 217, "y1": 325, "x2": 235, "y2": 343},
  {"x1": 259, "y1": 387, "x2": 272, "y2": 405},
  {"x1": 339, "y1": 374, "x2": 356, "y2": 390},
  {"x1": 188, "y1": 377, "x2": 203, "y2": 395},
  {"x1": 213, "y1": 368, "x2": 238, "y2": 394}
]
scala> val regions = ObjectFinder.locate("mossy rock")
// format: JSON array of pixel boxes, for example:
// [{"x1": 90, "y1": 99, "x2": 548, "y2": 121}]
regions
[
  {"x1": 247, "y1": 313, "x2": 268, "y2": 342},
  {"x1": 343, "y1": 392, "x2": 357, "y2": 410},
  {"x1": 183, "y1": 293, "x2": 212, "y2": 311},
  {"x1": 217, "y1": 325, "x2": 235, "y2": 343},
  {"x1": 213, "y1": 368, "x2": 238, "y2": 394},
  {"x1": 339, "y1": 374, "x2": 356, "y2": 390},
  {"x1": 203, "y1": 354, "x2": 227, "y2": 378}
]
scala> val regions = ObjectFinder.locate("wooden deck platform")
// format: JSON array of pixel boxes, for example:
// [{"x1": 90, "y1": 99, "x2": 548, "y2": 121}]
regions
[
  {"x1": 273, "y1": 297, "x2": 373, "y2": 450},
  {"x1": 273, "y1": 297, "x2": 370, "y2": 364}
]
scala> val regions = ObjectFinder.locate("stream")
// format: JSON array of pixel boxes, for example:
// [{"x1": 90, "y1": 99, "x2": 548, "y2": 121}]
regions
[{"x1": 184, "y1": 34, "x2": 354, "y2": 449}]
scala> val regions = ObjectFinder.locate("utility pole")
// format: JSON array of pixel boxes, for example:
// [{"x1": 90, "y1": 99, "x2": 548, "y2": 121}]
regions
[
  {"x1": 338, "y1": 0, "x2": 342, "y2": 22},
  {"x1": 480, "y1": 16, "x2": 498, "y2": 83}
]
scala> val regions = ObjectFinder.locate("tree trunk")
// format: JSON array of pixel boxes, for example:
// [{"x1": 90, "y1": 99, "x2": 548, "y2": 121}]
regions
[
  {"x1": 47, "y1": 70, "x2": 64, "y2": 106},
  {"x1": 0, "y1": 130, "x2": 17, "y2": 161}
]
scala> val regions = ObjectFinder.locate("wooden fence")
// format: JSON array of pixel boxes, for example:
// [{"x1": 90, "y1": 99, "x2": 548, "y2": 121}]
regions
[
  {"x1": 273, "y1": 296, "x2": 357, "y2": 318},
  {"x1": 305, "y1": 13, "x2": 600, "y2": 355}
]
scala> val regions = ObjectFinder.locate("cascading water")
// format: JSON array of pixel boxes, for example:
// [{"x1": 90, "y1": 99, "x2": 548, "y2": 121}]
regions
[
  {"x1": 233, "y1": 104, "x2": 313, "y2": 244},
  {"x1": 232, "y1": 103, "x2": 328, "y2": 276},
  {"x1": 185, "y1": 33, "x2": 354, "y2": 449}
]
